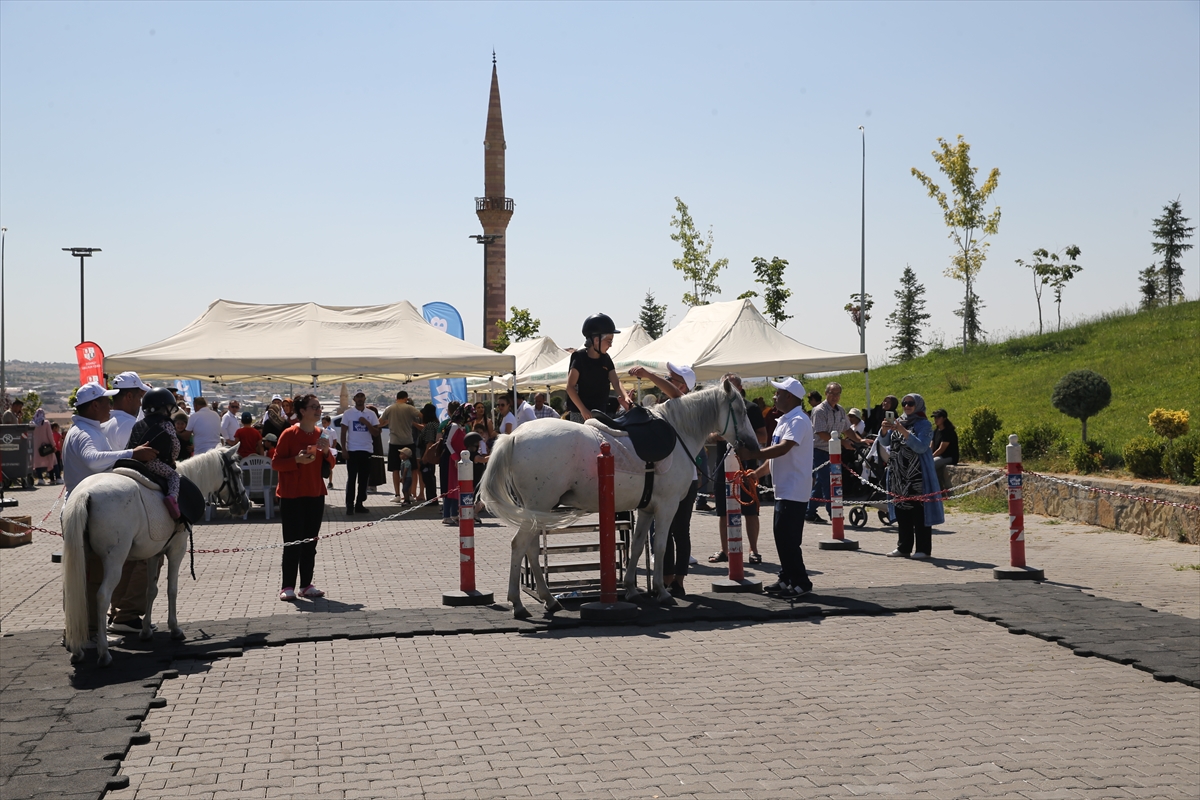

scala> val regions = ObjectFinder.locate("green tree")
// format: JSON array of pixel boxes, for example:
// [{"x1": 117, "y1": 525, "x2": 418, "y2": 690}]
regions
[
  {"x1": 638, "y1": 290, "x2": 667, "y2": 339},
  {"x1": 740, "y1": 256, "x2": 792, "y2": 326},
  {"x1": 1138, "y1": 264, "x2": 1162, "y2": 310},
  {"x1": 670, "y1": 197, "x2": 727, "y2": 307},
  {"x1": 1150, "y1": 199, "x2": 1194, "y2": 306},
  {"x1": 13, "y1": 391, "x2": 41, "y2": 423},
  {"x1": 885, "y1": 265, "x2": 931, "y2": 362},
  {"x1": 1018, "y1": 245, "x2": 1083, "y2": 333},
  {"x1": 491, "y1": 306, "x2": 540, "y2": 352},
  {"x1": 912, "y1": 135, "x2": 1001, "y2": 352},
  {"x1": 843, "y1": 292, "x2": 873, "y2": 333},
  {"x1": 1052, "y1": 369, "x2": 1112, "y2": 442}
]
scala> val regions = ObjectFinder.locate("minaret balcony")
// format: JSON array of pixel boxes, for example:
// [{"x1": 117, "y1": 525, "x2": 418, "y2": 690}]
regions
[{"x1": 475, "y1": 196, "x2": 515, "y2": 212}]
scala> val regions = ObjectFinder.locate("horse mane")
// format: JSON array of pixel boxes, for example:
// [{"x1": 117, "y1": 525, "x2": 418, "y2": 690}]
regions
[
  {"x1": 177, "y1": 445, "x2": 231, "y2": 491},
  {"x1": 654, "y1": 384, "x2": 727, "y2": 444}
]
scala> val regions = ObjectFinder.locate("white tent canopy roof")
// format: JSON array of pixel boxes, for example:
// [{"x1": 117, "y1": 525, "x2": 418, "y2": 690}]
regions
[
  {"x1": 613, "y1": 299, "x2": 867, "y2": 381},
  {"x1": 465, "y1": 336, "x2": 569, "y2": 390},
  {"x1": 104, "y1": 299, "x2": 516, "y2": 384},
  {"x1": 521, "y1": 323, "x2": 655, "y2": 389}
]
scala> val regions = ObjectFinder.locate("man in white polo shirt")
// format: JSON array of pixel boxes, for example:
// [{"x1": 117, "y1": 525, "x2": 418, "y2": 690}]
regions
[
  {"x1": 752, "y1": 377, "x2": 814, "y2": 598},
  {"x1": 340, "y1": 391, "x2": 379, "y2": 515},
  {"x1": 104, "y1": 371, "x2": 152, "y2": 450},
  {"x1": 220, "y1": 399, "x2": 242, "y2": 444},
  {"x1": 186, "y1": 397, "x2": 222, "y2": 455}
]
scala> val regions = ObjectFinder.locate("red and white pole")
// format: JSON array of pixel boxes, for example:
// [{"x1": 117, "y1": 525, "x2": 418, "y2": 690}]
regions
[
  {"x1": 994, "y1": 434, "x2": 1044, "y2": 581},
  {"x1": 712, "y1": 449, "x2": 762, "y2": 593},
  {"x1": 580, "y1": 442, "x2": 638, "y2": 620},
  {"x1": 442, "y1": 451, "x2": 493, "y2": 605},
  {"x1": 597, "y1": 442, "x2": 617, "y2": 604},
  {"x1": 819, "y1": 430, "x2": 859, "y2": 551},
  {"x1": 724, "y1": 449, "x2": 745, "y2": 582}
]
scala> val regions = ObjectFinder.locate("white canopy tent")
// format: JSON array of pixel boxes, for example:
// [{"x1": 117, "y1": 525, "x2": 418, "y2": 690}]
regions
[
  {"x1": 521, "y1": 323, "x2": 655, "y2": 389},
  {"x1": 465, "y1": 336, "x2": 569, "y2": 391},
  {"x1": 104, "y1": 299, "x2": 515, "y2": 385},
  {"x1": 613, "y1": 299, "x2": 867, "y2": 381}
]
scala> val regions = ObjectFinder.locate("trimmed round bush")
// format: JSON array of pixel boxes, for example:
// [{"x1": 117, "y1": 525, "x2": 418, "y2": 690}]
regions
[
  {"x1": 1069, "y1": 439, "x2": 1106, "y2": 474},
  {"x1": 1148, "y1": 408, "x2": 1190, "y2": 440},
  {"x1": 966, "y1": 406, "x2": 1004, "y2": 462},
  {"x1": 1122, "y1": 436, "x2": 1166, "y2": 478},
  {"x1": 1162, "y1": 433, "x2": 1200, "y2": 486},
  {"x1": 1052, "y1": 370, "x2": 1112, "y2": 441}
]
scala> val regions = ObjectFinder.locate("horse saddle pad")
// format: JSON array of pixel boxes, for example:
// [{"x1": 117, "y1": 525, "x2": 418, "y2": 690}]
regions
[
  {"x1": 583, "y1": 423, "x2": 675, "y2": 477},
  {"x1": 113, "y1": 462, "x2": 204, "y2": 527},
  {"x1": 587, "y1": 407, "x2": 677, "y2": 463}
]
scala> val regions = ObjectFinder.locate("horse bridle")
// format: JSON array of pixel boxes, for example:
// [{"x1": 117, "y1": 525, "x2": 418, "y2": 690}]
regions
[{"x1": 213, "y1": 450, "x2": 249, "y2": 510}]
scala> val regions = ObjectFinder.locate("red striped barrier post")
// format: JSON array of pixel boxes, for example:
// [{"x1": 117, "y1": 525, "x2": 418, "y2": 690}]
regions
[
  {"x1": 581, "y1": 442, "x2": 638, "y2": 620},
  {"x1": 713, "y1": 449, "x2": 762, "y2": 593},
  {"x1": 819, "y1": 431, "x2": 859, "y2": 551},
  {"x1": 443, "y1": 451, "x2": 494, "y2": 605},
  {"x1": 994, "y1": 434, "x2": 1044, "y2": 581}
]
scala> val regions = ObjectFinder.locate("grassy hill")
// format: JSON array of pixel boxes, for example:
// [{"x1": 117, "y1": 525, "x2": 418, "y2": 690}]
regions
[{"x1": 759, "y1": 301, "x2": 1198, "y2": 472}]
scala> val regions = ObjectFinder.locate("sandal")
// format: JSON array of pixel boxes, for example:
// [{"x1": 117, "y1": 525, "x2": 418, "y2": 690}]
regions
[
  {"x1": 748, "y1": 552, "x2": 763, "y2": 565},
  {"x1": 708, "y1": 551, "x2": 728, "y2": 563}
]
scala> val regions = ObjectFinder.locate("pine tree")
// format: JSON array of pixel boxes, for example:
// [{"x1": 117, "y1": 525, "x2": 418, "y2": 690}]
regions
[
  {"x1": 1138, "y1": 264, "x2": 1162, "y2": 310},
  {"x1": 952, "y1": 290, "x2": 985, "y2": 347},
  {"x1": 885, "y1": 265, "x2": 931, "y2": 362},
  {"x1": 638, "y1": 290, "x2": 667, "y2": 339},
  {"x1": 1150, "y1": 199, "x2": 1195, "y2": 306}
]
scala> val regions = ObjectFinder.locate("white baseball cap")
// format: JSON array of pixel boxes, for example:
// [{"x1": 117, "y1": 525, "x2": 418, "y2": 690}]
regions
[
  {"x1": 666, "y1": 362, "x2": 696, "y2": 392},
  {"x1": 76, "y1": 382, "x2": 118, "y2": 405},
  {"x1": 112, "y1": 371, "x2": 152, "y2": 392},
  {"x1": 271, "y1": 394, "x2": 283, "y2": 402},
  {"x1": 770, "y1": 377, "x2": 807, "y2": 401}
]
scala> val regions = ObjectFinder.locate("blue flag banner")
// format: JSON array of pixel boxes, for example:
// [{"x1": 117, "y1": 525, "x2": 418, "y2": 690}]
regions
[
  {"x1": 422, "y1": 302, "x2": 468, "y2": 421},
  {"x1": 175, "y1": 380, "x2": 202, "y2": 410}
]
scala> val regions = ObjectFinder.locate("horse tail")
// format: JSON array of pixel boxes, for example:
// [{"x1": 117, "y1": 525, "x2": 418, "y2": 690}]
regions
[
  {"x1": 478, "y1": 432, "x2": 585, "y2": 530},
  {"x1": 61, "y1": 489, "x2": 91, "y2": 657}
]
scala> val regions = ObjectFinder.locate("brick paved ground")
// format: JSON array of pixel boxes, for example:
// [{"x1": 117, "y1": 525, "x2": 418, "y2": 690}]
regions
[
  {"x1": 3, "y1": 465, "x2": 1198, "y2": 632},
  {"x1": 113, "y1": 613, "x2": 1200, "y2": 800}
]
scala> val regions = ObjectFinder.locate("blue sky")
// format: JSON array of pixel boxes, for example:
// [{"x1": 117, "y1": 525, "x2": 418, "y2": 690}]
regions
[{"x1": 2, "y1": 1, "x2": 1197, "y2": 369}]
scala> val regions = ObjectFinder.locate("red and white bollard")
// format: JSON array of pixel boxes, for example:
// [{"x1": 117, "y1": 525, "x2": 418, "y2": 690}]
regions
[
  {"x1": 581, "y1": 442, "x2": 638, "y2": 620},
  {"x1": 994, "y1": 434, "x2": 1044, "y2": 581},
  {"x1": 713, "y1": 449, "x2": 762, "y2": 592},
  {"x1": 819, "y1": 431, "x2": 859, "y2": 551},
  {"x1": 443, "y1": 451, "x2": 494, "y2": 605}
]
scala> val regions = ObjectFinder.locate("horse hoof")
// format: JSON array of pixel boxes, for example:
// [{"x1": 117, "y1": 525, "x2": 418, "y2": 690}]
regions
[
  {"x1": 513, "y1": 607, "x2": 532, "y2": 620},
  {"x1": 139, "y1": 628, "x2": 154, "y2": 641},
  {"x1": 545, "y1": 600, "x2": 563, "y2": 614},
  {"x1": 69, "y1": 651, "x2": 84, "y2": 664},
  {"x1": 98, "y1": 652, "x2": 113, "y2": 668},
  {"x1": 170, "y1": 629, "x2": 186, "y2": 641},
  {"x1": 657, "y1": 594, "x2": 677, "y2": 606}
]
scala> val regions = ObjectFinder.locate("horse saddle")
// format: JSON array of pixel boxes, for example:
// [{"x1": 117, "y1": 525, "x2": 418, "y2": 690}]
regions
[
  {"x1": 113, "y1": 460, "x2": 205, "y2": 525},
  {"x1": 588, "y1": 406, "x2": 676, "y2": 464}
]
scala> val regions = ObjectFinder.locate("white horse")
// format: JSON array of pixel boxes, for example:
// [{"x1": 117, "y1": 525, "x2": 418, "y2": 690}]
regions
[
  {"x1": 479, "y1": 381, "x2": 760, "y2": 618},
  {"x1": 62, "y1": 445, "x2": 250, "y2": 666}
]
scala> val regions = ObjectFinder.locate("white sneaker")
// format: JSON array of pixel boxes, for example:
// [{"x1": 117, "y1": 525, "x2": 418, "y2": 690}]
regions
[
  {"x1": 886, "y1": 549, "x2": 908, "y2": 558},
  {"x1": 688, "y1": 555, "x2": 699, "y2": 565},
  {"x1": 910, "y1": 552, "x2": 929, "y2": 559}
]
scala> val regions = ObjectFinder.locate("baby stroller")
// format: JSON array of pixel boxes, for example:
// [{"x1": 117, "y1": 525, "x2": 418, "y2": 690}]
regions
[{"x1": 843, "y1": 437, "x2": 894, "y2": 529}]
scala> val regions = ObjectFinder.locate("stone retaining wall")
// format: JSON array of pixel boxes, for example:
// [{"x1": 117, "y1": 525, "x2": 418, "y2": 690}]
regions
[{"x1": 944, "y1": 465, "x2": 1200, "y2": 544}]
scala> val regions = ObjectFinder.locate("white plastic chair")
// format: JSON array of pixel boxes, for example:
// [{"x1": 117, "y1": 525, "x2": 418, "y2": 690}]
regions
[{"x1": 239, "y1": 455, "x2": 278, "y2": 520}]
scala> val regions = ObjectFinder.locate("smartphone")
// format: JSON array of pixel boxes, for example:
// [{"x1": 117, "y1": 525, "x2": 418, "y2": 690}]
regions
[{"x1": 885, "y1": 411, "x2": 895, "y2": 422}]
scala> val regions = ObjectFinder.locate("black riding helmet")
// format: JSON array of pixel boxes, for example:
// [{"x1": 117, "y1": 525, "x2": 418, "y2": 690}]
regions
[
  {"x1": 463, "y1": 431, "x2": 483, "y2": 449},
  {"x1": 141, "y1": 387, "x2": 178, "y2": 416},
  {"x1": 581, "y1": 313, "x2": 620, "y2": 340}
]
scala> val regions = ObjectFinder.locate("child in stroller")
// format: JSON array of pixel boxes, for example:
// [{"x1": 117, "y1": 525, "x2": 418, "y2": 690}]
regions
[{"x1": 843, "y1": 436, "x2": 895, "y2": 529}]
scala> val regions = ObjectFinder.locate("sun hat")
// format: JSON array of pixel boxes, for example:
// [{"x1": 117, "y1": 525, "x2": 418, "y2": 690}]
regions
[
  {"x1": 666, "y1": 362, "x2": 696, "y2": 392},
  {"x1": 848, "y1": 407, "x2": 862, "y2": 419}
]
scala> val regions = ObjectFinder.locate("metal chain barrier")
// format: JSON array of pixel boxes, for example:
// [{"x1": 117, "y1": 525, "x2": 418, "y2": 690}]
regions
[{"x1": 1026, "y1": 471, "x2": 1200, "y2": 513}]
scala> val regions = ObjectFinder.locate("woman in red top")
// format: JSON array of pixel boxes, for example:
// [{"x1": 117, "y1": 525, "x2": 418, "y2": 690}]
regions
[{"x1": 271, "y1": 393, "x2": 335, "y2": 601}]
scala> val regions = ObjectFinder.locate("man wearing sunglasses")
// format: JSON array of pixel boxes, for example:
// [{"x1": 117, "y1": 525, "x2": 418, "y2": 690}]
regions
[{"x1": 807, "y1": 382, "x2": 864, "y2": 523}]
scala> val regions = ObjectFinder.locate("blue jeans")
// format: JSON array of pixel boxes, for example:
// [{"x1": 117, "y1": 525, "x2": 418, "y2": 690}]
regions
[
  {"x1": 773, "y1": 499, "x2": 813, "y2": 592},
  {"x1": 807, "y1": 448, "x2": 830, "y2": 516}
]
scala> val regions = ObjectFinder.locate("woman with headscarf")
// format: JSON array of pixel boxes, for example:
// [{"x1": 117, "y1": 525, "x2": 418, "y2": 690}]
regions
[
  {"x1": 31, "y1": 409, "x2": 57, "y2": 485},
  {"x1": 881, "y1": 393, "x2": 944, "y2": 559},
  {"x1": 261, "y1": 402, "x2": 288, "y2": 441}
]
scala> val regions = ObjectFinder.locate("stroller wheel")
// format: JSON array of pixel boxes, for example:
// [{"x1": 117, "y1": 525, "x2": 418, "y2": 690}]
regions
[
  {"x1": 848, "y1": 506, "x2": 868, "y2": 529},
  {"x1": 878, "y1": 509, "x2": 894, "y2": 526}
]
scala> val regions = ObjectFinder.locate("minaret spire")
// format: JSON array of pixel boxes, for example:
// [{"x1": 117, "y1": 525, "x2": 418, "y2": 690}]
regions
[{"x1": 476, "y1": 54, "x2": 513, "y2": 349}]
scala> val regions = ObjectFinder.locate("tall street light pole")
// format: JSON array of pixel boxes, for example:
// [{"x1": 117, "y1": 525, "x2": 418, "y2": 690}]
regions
[
  {"x1": 858, "y1": 126, "x2": 870, "y2": 411},
  {"x1": 1, "y1": 227, "x2": 7, "y2": 406},
  {"x1": 470, "y1": 234, "x2": 502, "y2": 347},
  {"x1": 63, "y1": 247, "x2": 101, "y2": 343}
]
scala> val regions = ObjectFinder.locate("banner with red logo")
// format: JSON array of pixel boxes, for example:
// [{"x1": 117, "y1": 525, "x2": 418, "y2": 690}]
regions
[{"x1": 75, "y1": 341, "x2": 105, "y2": 387}]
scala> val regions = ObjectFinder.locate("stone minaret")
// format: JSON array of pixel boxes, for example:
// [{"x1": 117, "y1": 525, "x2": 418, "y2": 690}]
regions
[{"x1": 476, "y1": 54, "x2": 514, "y2": 349}]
